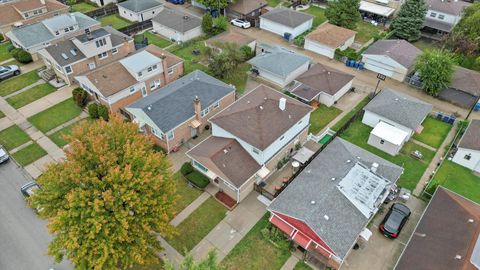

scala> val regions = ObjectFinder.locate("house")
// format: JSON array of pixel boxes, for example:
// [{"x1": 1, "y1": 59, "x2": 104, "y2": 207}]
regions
[
  {"x1": 362, "y1": 39, "x2": 422, "y2": 82},
  {"x1": 260, "y1": 8, "x2": 313, "y2": 40},
  {"x1": 152, "y1": 9, "x2": 202, "y2": 43},
  {"x1": 395, "y1": 187, "x2": 480, "y2": 270},
  {"x1": 5, "y1": 12, "x2": 100, "y2": 59},
  {"x1": 226, "y1": 0, "x2": 268, "y2": 27},
  {"x1": 422, "y1": 0, "x2": 470, "y2": 40},
  {"x1": 0, "y1": 0, "x2": 69, "y2": 37},
  {"x1": 38, "y1": 26, "x2": 134, "y2": 85},
  {"x1": 187, "y1": 85, "x2": 312, "y2": 202},
  {"x1": 363, "y1": 89, "x2": 432, "y2": 155},
  {"x1": 248, "y1": 45, "x2": 310, "y2": 87},
  {"x1": 117, "y1": 0, "x2": 163, "y2": 22},
  {"x1": 75, "y1": 45, "x2": 184, "y2": 114},
  {"x1": 289, "y1": 63, "x2": 355, "y2": 107},
  {"x1": 205, "y1": 31, "x2": 256, "y2": 52},
  {"x1": 126, "y1": 70, "x2": 236, "y2": 153},
  {"x1": 438, "y1": 67, "x2": 480, "y2": 109},
  {"x1": 304, "y1": 23, "x2": 356, "y2": 59},
  {"x1": 268, "y1": 137, "x2": 404, "y2": 269},
  {"x1": 452, "y1": 120, "x2": 480, "y2": 173}
]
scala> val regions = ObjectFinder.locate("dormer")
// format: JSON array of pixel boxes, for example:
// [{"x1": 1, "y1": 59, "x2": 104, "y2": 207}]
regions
[
  {"x1": 72, "y1": 28, "x2": 113, "y2": 58},
  {"x1": 119, "y1": 51, "x2": 163, "y2": 81},
  {"x1": 42, "y1": 14, "x2": 79, "y2": 37},
  {"x1": 13, "y1": 0, "x2": 49, "y2": 20}
]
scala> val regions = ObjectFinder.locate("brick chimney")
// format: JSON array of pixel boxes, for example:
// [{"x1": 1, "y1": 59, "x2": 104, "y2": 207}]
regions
[
  {"x1": 194, "y1": 96, "x2": 201, "y2": 121},
  {"x1": 160, "y1": 53, "x2": 169, "y2": 85}
]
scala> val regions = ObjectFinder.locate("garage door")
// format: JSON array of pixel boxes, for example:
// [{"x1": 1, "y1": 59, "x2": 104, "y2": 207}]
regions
[
  {"x1": 305, "y1": 39, "x2": 334, "y2": 59},
  {"x1": 364, "y1": 60, "x2": 395, "y2": 78}
]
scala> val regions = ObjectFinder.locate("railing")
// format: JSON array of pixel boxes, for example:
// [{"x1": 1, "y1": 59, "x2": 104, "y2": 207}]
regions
[{"x1": 85, "y1": 4, "x2": 118, "y2": 18}]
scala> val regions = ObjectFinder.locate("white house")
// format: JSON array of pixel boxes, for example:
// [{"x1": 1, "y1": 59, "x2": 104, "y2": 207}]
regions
[
  {"x1": 117, "y1": 0, "x2": 163, "y2": 22},
  {"x1": 362, "y1": 39, "x2": 422, "y2": 82},
  {"x1": 248, "y1": 44, "x2": 310, "y2": 87},
  {"x1": 260, "y1": 8, "x2": 313, "y2": 39},
  {"x1": 363, "y1": 89, "x2": 432, "y2": 155},
  {"x1": 152, "y1": 9, "x2": 202, "y2": 42},
  {"x1": 187, "y1": 84, "x2": 312, "y2": 202},
  {"x1": 304, "y1": 22, "x2": 356, "y2": 59},
  {"x1": 452, "y1": 120, "x2": 480, "y2": 172},
  {"x1": 422, "y1": 0, "x2": 470, "y2": 38}
]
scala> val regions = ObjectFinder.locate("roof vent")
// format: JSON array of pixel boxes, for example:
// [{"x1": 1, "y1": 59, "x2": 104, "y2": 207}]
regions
[
  {"x1": 183, "y1": 15, "x2": 189, "y2": 20},
  {"x1": 323, "y1": 215, "x2": 329, "y2": 221},
  {"x1": 279, "y1": 97, "x2": 286, "y2": 111},
  {"x1": 70, "y1": 49, "x2": 77, "y2": 56},
  {"x1": 455, "y1": 255, "x2": 462, "y2": 260},
  {"x1": 61, "y1": 53, "x2": 68, "y2": 59},
  {"x1": 247, "y1": 100, "x2": 250, "y2": 104},
  {"x1": 346, "y1": 159, "x2": 351, "y2": 163},
  {"x1": 394, "y1": 98, "x2": 399, "y2": 101},
  {"x1": 468, "y1": 218, "x2": 475, "y2": 223},
  {"x1": 223, "y1": 148, "x2": 228, "y2": 154},
  {"x1": 371, "y1": 162, "x2": 379, "y2": 173},
  {"x1": 147, "y1": 105, "x2": 152, "y2": 111},
  {"x1": 327, "y1": 71, "x2": 331, "y2": 75},
  {"x1": 259, "y1": 106, "x2": 263, "y2": 110},
  {"x1": 331, "y1": 177, "x2": 336, "y2": 181},
  {"x1": 311, "y1": 200, "x2": 316, "y2": 205}
]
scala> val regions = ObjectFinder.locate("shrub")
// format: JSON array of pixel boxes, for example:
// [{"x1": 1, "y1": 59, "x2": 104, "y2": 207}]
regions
[
  {"x1": 152, "y1": 144, "x2": 166, "y2": 154},
  {"x1": 11, "y1": 48, "x2": 32, "y2": 63},
  {"x1": 6, "y1": 44, "x2": 14, "y2": 52},
  {"x1": 202, "y1": 13, "x2": 213, "y2": 35},
  {"x1": 0, "y1": 34, "x2": 4, "y2": 42},
  {"x1": 185, "y1": 171, "x2": 210, "y2": 188},
  {"x1": 72, "y1": 88, "x2": 89, "y2": 108},
  {"x1": 293, "y1": 35, "x2": 305, "y2": 47},
  {"x1": 240, "y1": 45, "x2": 255, "y2": 60},
  {"x1": 214, "y1": 16, "x2": 229, "y2": 32},
  {"x1": 180, "y1": 162, "x2": 194, "y2": 176},
  {"x1": 88, "y1": 103, "x2": 99, "y2": 119},
  {"x1": 335, "y1": 48, "x2": 360, "y2": 61},
  {"x1": 97, "y1": 104, "x2": 109, "y2": 121}
]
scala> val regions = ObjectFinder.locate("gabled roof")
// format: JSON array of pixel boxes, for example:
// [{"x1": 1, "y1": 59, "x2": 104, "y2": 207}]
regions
[
  {"x1": 247, "y1": 45, "x2": 310, "y2": 78},
  {"x1": 458, "y1": 120, "x2": 480, "y2": 151},
  {"x1": 260, "y1": 7, "x2": 313, "y2": 28},
  {"x1": 364, "y1": 89, "x2": 432, "y2": 130},
  {"x1": 450, "y1": 66, "x2": 480, "y2": 96},
  {"x1": 423, "y1": 17, "x2": 454, "y2": 32},
  {"x1": 210, "y1": 84, "x2": 312, "y2": 150},
  {"x1": 396, "y1": 187, "x2": 480, "y2": 270},
  {"x1": 362, "y1": 39, "x2": 422, "y2": 69},
  {"x1": 227, "y1": 0, "x2": 267, "y2": 15},
  {"x1": 117, "y1": 0, "x2": 163, "y2": 12},
  {"x1": 306, "y1": 23, "x2": 356, "y2": 48},
  {"x1": 127, "y1": 70, "x2": 235, "y2": 132},
  {"x1": 268, "y1": 138, "x2": 403, "y2": 260},
  {"x1": 0, "y1": 0, "x2": 68, "y2": 26},
  {"x1": 290, "y1": 63, "x2": 354, "y2": 101},
  {"x1": 152, "y1": 8, "x2": 201, "y2": 33},
  {"x1": 426, "y1": 0, "x2": 470, "y2": 16}
]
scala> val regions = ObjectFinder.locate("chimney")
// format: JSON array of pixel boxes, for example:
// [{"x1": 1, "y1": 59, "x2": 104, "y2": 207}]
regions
[
  {"x1": 160, "y1": 53, "x2": 169, "y2": 85},
  {"x1": 194, "y1": 96, "x2": 201, "y2": 121},
  {"x1": 40, "y1": 0, "x2": 45, "y2": 5},
  {"x1": 371, "y1": 162, "x2": 379, "y2": 173},
  {"x1": 279, "y1": 97, "x2": 286, "y2": 111}
]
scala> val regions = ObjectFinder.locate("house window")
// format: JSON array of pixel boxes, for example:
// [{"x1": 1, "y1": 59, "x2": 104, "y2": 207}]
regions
[
  {"x1": 55, "y1": 31, "x2": 60, "y2": 36},
  {"x1": 168, "y1": 66, "x2": 174, "y2": 75},
  {"x1": 33, "y1": 10, "x2": 38, "y2": 15},
  {"x1": 152, "y1": 11, "x2": 155, "y2": 14},
  {"x1": 213, "y1": 101, "x2": 220, "y2": 109},
  {"x1": 253, "y1": 148, "x2": 260, "y2": 154},
  {"x1": 88, "y1": 63, "x2": 96, "y2": 70},
  {"x1": 124, "y1": 10, "x2": 126, "y2": 14},
  {"x1": 147, "y1": 67, "x2": 153, "y2": 72},
  {"x1": 430, "y1": 12, "x2": 437, "y2": 17},
  {"x1": 279, "y1": 135, "x2": 285, "y2": 141},
  {"x1": 438, "y1": 14, "x2": 445, "y2": 20},
  {"x1": 167, "y1": 130, "x2": 174, "y2": 141},
  {"x1": 137, "y1": 71, "x2": 143, "y2": 77},
  {"x1": 24, "y1": 13, "x2": 29, "y2": 18},
  {"x1": 150, "y1": 80, "x2": 160, "y2": 89},
  {"x1": 465, "y1": 154, "x2": 472, "y2": 160},
  {"x1": 298, "y1": 120, "x2": 303, "y2": 125},
  {"x1": 201, "y1": 107, "x2": 209, "y2": 117},
  {"x1": 95, "y1": 38, "x2": 107, "y2": 48},
  {"x1": 98, "y1": 52, "x2": 108, "y2": 59},
  {"x1": 64, "y1": 27, "x2": 70, "y2": 32},
  {"x1": 193, "y1": 160, "x2": 208, "y2": 172},
  {"x1": 129, "y1": 86, "x2": 135, "y2": 93},
  {"x1": 69, "y1": 26, "x2": 74, "y2": 31},
  {"x1": 112, "y1": 47, "x2": 118, "y2": 54},
  {"x1": 65, "y1": 65, "x2": 72, "y2": 74},
  {"x1": 380, "y1": 139, "x2": 385, "y2": 145},
  {"x1": 152, "y1": 64, "x2": 157, "y2": 70},
  {"x1": 141, "y1": 87, "x2": 147, "y2": 96}
]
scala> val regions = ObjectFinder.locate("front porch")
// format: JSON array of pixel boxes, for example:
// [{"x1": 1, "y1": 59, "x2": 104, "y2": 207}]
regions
[{"x1": 168, "y1": 129, "x2": 211, "y2": 172}]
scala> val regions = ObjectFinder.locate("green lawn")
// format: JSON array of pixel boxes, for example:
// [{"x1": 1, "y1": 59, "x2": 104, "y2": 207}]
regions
[
  {"x1": 304, "y1": 6, "x2": 327, "y2": 28},
  {"x1": 166, "y1": 197, "x2": 227, "y2": 255},
  {"x1": 331, "y1": 96, "x2": 370, "y2": 132},
  {"x1": 0, "y1": 42, "x2": 12, "y2": 62},
  {"x1": 355, "y1": 21, "x2": 381, "y2": 44},
  {"x1": 0, "y1": 125, "x2": 30, "y2": 150},
  {"x1": 70, "y1": 2, "x2": 98, "y2": 13},
  {"x1": 11, "y1": 142, "x2": 47, "y2": 166},
  {"x1": 99, "y1": 14, "x2": 132, "y2": 30},
  {"x1": 0, "y1": 69, "x2": 40, "y2": 97},
  {"x1": 0, "y1": 110, "x2": 4, "y2": 118},
  {"x1": 221, "y1": 63, "x2": 250, "y2": 94},
  {"x1": 172, "y1": 172, "x2": 203, "y2": 215},
  {"x1": 139, "y1": 31, "x2": 172, "y2": 48},
  {"x1": 340, "y1": 120, "x2": 435, "y2": 190},
  {"x1": 28, "y1": 99, "x2": 82, "y2": 133},
  {"x1": 2, "y1": 59, "x2": 23, "y2": 67},
  {"x1": 168, "y1": 39, "x2": 210, "y2": 75},
  {"x1": 294, "y1": 261, "x2": 313, "y2": 270},
  {"x1": 413, "y1": 117, "x2": 452, "y2": 149},
  {"x1": 411, "y1": 38, "x2": 442, "y2": 52},
  {"x1": 267, "y1": 0, "x2": 282, "y2": 7},
  {"x1": 309, "y1": 105, "x2": 342, "y2": 134},
  {"x1": 221, "y1": 215, "x2": 291, "y2": 270},
  {"x1": 6, "y1": 83, "x2": 55, "y2": 109}
]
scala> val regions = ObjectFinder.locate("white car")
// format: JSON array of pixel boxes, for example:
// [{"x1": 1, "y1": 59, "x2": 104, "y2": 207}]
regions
[{"x1": 230, "y1": 18, "x2": 251, "y2": 29}]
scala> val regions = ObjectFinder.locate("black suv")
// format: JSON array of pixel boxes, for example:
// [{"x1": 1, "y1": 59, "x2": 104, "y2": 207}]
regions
[{"x1": 379, "y1": 203, "x2": 411, "y2": 238}]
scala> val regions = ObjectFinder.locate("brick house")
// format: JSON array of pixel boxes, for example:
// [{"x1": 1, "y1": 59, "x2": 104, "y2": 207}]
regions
[
  {"x1": 38, "y1": 27, "x2": 135, "y2": 85},
  {"x1": 187, "y1": 85, "x2": 312, "y2": 203},
  {"x1": 75, "y1": 44, "x2": 183, "y2": 114},
  {"x1": 126, "y1": 70, "x2": 236, "y2": 153},
  {"x1": 0, "y1": 0, "x2": 69, "y2": 37}
]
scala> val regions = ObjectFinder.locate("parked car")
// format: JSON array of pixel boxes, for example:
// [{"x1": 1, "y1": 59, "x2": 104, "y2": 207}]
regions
[
  {"x1": 0, "y1": 65, "x2": 20, "y2": 80},
  {"x1": 20, "y1": 181, "x2": 40, "y2": 198},
  {"x1": 0, "y1": 145, "x2": 9, "y2": 164},
  {"x1": 230, "y1": 18, "x2": 251, "y2": 29},
  {"x1": 168, "y1": 0, "x2": 184, "y2": 4},
  {"x1": 379, "y1": 203, "x2": 411, "y2": 238}
]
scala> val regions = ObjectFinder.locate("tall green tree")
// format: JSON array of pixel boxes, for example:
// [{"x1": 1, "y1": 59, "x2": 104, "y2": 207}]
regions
[
  {"x1": 165, "y1": 250, "x2": 218, "y2": 270},
  {"x1": 207, "y1": 43, "x2": 245, "y2": 79},
  {"x1": 196, "y1": 0, "x2": 229, "y2": 10},
  {"x1": 325, "y1": 0, "x2": 361, "y2": 30},
  {"x1": 415, "y1": 49, "x2": 456, "y2": 96},
  {"x1": 448, "y1": 3, "x2": 480, "y2": 55},
  {"x1": 202, "y1": 13, "x2": 214, "y2": 34},
  {"x1": 31, "y1": 115, "x2": 177, "y2": 270},
  {"x1": 391, "y1": 0, "x2": 427, "y2": 41}
]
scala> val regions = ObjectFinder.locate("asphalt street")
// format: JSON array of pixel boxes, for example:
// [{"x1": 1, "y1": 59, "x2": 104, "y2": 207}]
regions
[{"x1": 0, "y1": 160, "x2": 71, "y2": 270}]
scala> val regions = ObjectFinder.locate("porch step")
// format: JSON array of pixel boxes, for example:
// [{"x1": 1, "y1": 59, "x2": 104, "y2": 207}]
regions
[{"x1": 39, "y1": 69, "x2": 55, "y2": 82}]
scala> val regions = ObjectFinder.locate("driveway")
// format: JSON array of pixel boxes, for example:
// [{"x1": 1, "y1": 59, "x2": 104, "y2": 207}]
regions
[{"x1": 0, "y1": 161, "x2": 71, "y2": 270}]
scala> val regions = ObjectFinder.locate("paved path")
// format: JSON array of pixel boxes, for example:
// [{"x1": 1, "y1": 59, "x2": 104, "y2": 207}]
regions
[
  {"x1": 45, "y1": 112, "x2": 88, "y2": 136},
  {"x1": 170, "y1": 192, "x2": 211, "y2": 227},
  {"x1": 4, "y1": 79, "x2": 45, "y2": 99},
  {"x1": 17, "y1": 85, "x2": 74, "y2": 118},
  {"x1": 19, "y1": 61, "x2": 44, "y2": 74},
  {"x1": 157, "y1": 235, "x2": 185, "y2": 268},
  {"x1": 280, "y1": 255, "x2": 300, "y2": 270},
  {"x1": 411, "y1": 139, "x2": 437, "y2": 152},
  {"x1": 0, "y1": 58, "x2": 14, "y2": 65}
]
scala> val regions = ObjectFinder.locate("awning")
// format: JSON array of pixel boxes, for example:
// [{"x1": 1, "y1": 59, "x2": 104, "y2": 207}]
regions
[
  {"x1": 359, "y1": 1, "x2": 395, "y2": 17},
  {"x1": 257, "y1": 166, "x2": 270, "y2": 178},
  {"x1": 270, "y1": 215, "x2": 295, "y2": 236},
  {"x1": 375, "y1": 0, "x2": 389, "y2": 4},
  {"x1": 422, "y1": 18, "x2": 453, "y2": 32},
  {"x1": 293, "y1": 231, "x2": 311, "y2": 249},
  {"x1": 371, "y1": 121, "x2": 409, "y2": 146},
  {"x1": 190, "y1": 119, "x2": 201, "y2": 128},
  {"x1": 293, "y1": 147, "x2": 315, "y2": 164}
]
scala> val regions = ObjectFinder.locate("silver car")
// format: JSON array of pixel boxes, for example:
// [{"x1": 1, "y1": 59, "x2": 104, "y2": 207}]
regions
[
  {"x1": 0, "y1": 65, "x2": 21, "y2": 80},
  {"x1": 0, "y1": 145, "x2": 9, "y2": 164}
]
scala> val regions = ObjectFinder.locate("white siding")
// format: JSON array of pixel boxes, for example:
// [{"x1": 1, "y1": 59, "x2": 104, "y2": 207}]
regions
[
  {"x1": 118, "y1": 6, "x2": 140, "y2": 22},
  {"x1": 318, "y1": 79, "x2": 353, "y2": 107},
  {"x1": 304, "y1": 38, "x2": 335, "y2": 59},
  {"x1": 362, "y1": 54, "x2": 408, "y2": 81},
  {"x1": 452, "y1": 148, "x2": 480, "y2": 172},
  {"x1": 368, "y1": 132, "x2": 402, "y2": 156},
  {"x1": 152, "y1": 21, "x2": 202, "y2": 42},
  {"x1": 260, "y1": 17, "x2": 312, "y2": 39},
  {"x1": 426, "y1": 9, "x2": 460, "y2": 25},
  {"x1": 362, "y1": 110, "x2": 414, "y2": 138},
  {"x1": 256, "y1": 61, "x2": 309, "y2": 87}
]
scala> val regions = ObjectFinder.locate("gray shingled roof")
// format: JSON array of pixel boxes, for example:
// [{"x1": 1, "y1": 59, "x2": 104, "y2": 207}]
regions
[
  {"x1": 117, "y1": 0, "x2": 162, "y2": 12},
  {"x1": 458, "y1": 120, "x2": 480, "y2": 151},
  {"x1": 268, "y1": 138, "x2": 403, "y2": 260},
  {"x1": 127, "y1": 70, "x2": 235, "y2": 132},
  {"x1": 362, "y1": 39, "x2": 422, "y2": 69},
  {"x1": 152, "y1": 8, "x2": 201, "y2": 33},
  {"x1": 248, "y1": 45, "x2": 310, "y2": 78},
  {"x1": 260, "y1": 7, "x2": 313, "y2": 28},
  {"x1": 426, "y1": 0, "x2": 470, "y2": 16},
  {"x1": 364, "y1": 89, "x2": 432, "y2": 130}
]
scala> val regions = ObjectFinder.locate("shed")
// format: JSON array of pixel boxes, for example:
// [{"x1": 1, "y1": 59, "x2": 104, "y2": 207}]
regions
[
  {"x1": 260, "y1": 8, "x2": 313, "y2": 39},
  {"x1": 152, "y1": 9, "x2": 202, "y2": 42},
  {"x1": 117, "y1": 0, "x2": 164, "y2": 22},
  {"x1": 304, "y1": 23, "x2": 356, "y2": 59},
  {"x1": 368, "y1": 121, "x2": 409, "y2": 156}
]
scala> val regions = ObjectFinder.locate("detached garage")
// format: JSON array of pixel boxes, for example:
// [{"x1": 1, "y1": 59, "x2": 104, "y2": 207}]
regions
[
  {"x1": 305, "y1": 23, "x2": 356, "y2": 59},
  {"x1": 152, "y1": 9, "x2": 202, "y2": 42},
  {"x1": 117, "y1": 0, "x2": 164, "y2": 22},
  {"x1": 260, "y1": 8, "x2": 313, "y2": 39}
]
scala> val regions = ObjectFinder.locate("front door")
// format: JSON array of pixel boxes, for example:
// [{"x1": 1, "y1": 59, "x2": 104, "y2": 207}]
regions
[{"x1": 191, "y1": 127, "x2": 197, "y2": 138}]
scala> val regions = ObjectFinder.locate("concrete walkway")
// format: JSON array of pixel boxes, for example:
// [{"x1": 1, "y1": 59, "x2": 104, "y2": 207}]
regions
[
  {"x1": 280, "y1": 255, "x2": 300, "y2": 270},
  {"x1": 19, "y1": 61, "x2": 44, "y2": 74},
  {"x1": 411, "y1": 139, "x2": 437, "y2": 152},
  {"x1": 17, "y1": 85, "x2": 74, "y2": 118},
  {"x1": 4, "y1": 79, "x2": 45, "y2": 99},
  {"x1": 158, "y1": 235, "x2": 185, "y2": 268},
  {"x1": 170, "y1": 192, "x2": 211, "y2": 227},
  {"x1": 0, "y1": 58, "x2": 14, "y2": 65},
  {"x1": 45, "y1": 112, "x2": 88, "y2": 136}
]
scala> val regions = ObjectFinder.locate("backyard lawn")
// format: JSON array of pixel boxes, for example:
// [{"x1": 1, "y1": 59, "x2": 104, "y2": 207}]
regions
[
  {"x1": 0, "y1": 42, "x2": 12, "y2": 62},
  {"x1": 70, "y1": 2, "x2": 98, "y2": 13},
  {"x1": 6, "y1": 83, "x2": 55, "y2": 109},
  {"x1": 221, "y1": 215, "x2": 291, "y2": 270},
  {"x1": 0, "y1": 110, "x2": 4, "y2": 118},
  {"x1": 412, "y1": 38, "x2": 441, "y2": 52},
  {"x1": 172, "y1": 172, "x2": 203, "y2": 215},
  {"x1": 309, "y1": 105, "x2": 342, "y2": 134},
  {"x1": 340, "y1": 120, "x2": 435, "y2": 190},
  {"x1": 0, "y1": 125, "x2": 30, "y2": 150},
  {"x1": 331, "y1": 96, "x2": 370, "y2": 132},
  {"x1": 136, "y1": 31, "x2": 172, "y2": 48},
  {"x1": 267, "y1": 0, "x2": 282, "y2": 7},
  {"x1": 168, "y1": 39, "x2": 210, "y2": 75},
  {"x1": 304, "y1": 6, "x2": 327, "y2": 28},
  {"x1": 429, "y1": 160, "x2": 480, "y2": 203},
  {"x1": 0, "y1": 69, "x2": 40, "y2": 96},
  {"x1": 221, "y1": 63, "x2": 250, "y2": 94},
  {"x1": 11, "y1": 142, "x2": 47, "y2": 166},
  {"x1": 99, "y1": 14, "x2": 132, "y2": 30},
  {"x1": 413, "y1": 117, "x2": 452, "y2": 149},
  {"x1": 28, "y1": 99, "x2": 82, "y2": 133},
  {"x1": 166, "y1": 197, "x2": 227, "y2": 255},
  {"x1": 355, "y1": 21, "x2": 381, "y2": 44},
  {"x1": 294, "y1": 261, "x2": 313, "y2": 270}
]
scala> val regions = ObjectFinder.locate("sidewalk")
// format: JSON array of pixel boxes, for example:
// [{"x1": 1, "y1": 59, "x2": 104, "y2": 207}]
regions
[
  {"x1": 17, "y1": 85, "x2": 74, "y2": 118},
  {"x1": 170, "y1": 192, "x2": 211, "y2": 227},
  {"x1": 280, "y1": 255, "x2": 300, "y2": 270}
]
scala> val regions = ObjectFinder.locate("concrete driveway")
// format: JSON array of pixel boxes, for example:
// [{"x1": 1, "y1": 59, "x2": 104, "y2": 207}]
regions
[{"x1": 0, "y1": 161, "x2": 71, "y2": 270}]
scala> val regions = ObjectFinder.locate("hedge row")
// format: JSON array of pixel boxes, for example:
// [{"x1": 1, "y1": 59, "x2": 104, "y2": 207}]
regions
[{"x1": 180, "y1": 162, "x2": 210, "y2": 189}]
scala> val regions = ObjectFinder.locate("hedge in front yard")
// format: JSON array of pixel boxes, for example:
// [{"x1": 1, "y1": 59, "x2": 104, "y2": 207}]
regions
[
  {"x1": 185, "y1": 171, "x2": 210, "y2": 188},
  {"x1": 181, "y1": 162, "x2": 194, "y2": 176}
]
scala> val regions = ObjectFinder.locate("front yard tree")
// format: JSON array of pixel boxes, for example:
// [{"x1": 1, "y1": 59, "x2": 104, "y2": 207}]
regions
[
  {"x1": 31, "y1": 115, "x2": 177, "y2": 270},
  {"x1": 391, "y1": 0, "x2": 427, "y2": 41},
  {"x1": 415, "y1": 49, "x2": 456, "y2": 96},
  {"x1": 325, "y1": 0, "x2": 361, "y2": 30}
]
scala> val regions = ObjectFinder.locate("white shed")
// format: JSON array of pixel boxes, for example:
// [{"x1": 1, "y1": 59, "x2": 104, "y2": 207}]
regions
[
  {"x1": 368, "y1": 121, "x2": 409, "y2": 156},
  {"x1": 117, "y1": 0, "x2": 163, "y2": 22},
  {"x1": 152, "y1": 9, "x2": 202, "y2": 42},
  {"x1": 452, "y1": 120, "x2": 480, "y2": 172},
  {"x1": 304, "y1": 23, "x2": 356, "y2": 59},
  {"x1": 260, "y1": 8, "x2": 313, "y2": 39}
]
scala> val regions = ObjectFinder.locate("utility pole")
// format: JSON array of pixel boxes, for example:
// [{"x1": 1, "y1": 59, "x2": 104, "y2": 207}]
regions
[
  {"x1": 466, "y1": 94, "x2": 480, "y2": 120},
  {"x1": 373, "y1": 73, "x2": 386, "y2": 97}
]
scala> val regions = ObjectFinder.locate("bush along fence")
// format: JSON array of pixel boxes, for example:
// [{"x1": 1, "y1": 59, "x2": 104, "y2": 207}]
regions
[
  {"x1": 119, "y1": 20, "x2": 153, "y2": 36},
  {"x1": 180, "y1": 162, "x2": 210, "y2": 189}
]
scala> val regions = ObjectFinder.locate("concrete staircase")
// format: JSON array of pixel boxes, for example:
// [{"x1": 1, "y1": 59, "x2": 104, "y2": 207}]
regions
[{"x1": 39, "y1": 68, "x2": 55, "y2": 82}]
